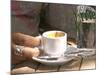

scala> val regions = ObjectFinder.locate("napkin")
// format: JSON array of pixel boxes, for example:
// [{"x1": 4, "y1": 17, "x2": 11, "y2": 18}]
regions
[{"x1": 65, "y1": 47, "x2": 96, "y2": 58}]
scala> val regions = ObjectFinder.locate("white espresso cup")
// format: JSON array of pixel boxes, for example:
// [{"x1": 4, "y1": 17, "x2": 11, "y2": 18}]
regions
[{"x1": 41, "y1": 30, "x2": 67, "y2": 57}]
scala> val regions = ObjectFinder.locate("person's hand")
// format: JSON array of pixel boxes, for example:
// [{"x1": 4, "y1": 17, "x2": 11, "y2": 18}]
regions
[
  {"x1": 11, "y1": 32, "x2": 41, "y2": 64},
  {"x1": 12, "y1": 32, "x2": 40, "y2": 47}
]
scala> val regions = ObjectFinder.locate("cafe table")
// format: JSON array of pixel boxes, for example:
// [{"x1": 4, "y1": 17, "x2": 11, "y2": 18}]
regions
[{"x1": 11, "y1": 48, "x2": 96, "y2": 75}]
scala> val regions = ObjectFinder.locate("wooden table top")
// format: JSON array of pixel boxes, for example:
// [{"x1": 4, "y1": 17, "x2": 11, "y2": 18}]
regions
[{"x1": 11, "y1": 49, "x2": 96, "y2": 75}]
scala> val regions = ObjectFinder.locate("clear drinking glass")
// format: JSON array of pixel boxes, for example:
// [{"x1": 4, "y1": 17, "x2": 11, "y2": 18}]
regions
[{"x1": 76, "y1": 5, "x2": 96, "y2": 48}]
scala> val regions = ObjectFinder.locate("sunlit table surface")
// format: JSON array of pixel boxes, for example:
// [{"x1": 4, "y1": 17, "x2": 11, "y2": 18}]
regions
[{"x1": 11, "y1": 48, "x2": 96, "y2": 75}]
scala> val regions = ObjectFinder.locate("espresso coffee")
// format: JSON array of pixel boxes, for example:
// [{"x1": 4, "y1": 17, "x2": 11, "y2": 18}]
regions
[{"x1": 47, "y1": 32, "x2": 65, "y2": 38}]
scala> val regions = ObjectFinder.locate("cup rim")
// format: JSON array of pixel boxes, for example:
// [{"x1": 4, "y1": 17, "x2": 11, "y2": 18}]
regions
[{"x1": 42, "y1": 30, "x2": 67, "y2": 39}]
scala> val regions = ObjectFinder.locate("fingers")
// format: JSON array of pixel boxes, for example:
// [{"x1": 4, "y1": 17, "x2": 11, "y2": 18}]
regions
[
  {"x1": 12, "y1": 32, "x2": 41, "y2": 47},
  {"x1": 12, "y1": 44, "x2": 40, "y2": 64},
  {"x1": 11, "y1": 44, "x2": 26, "y2": 64},
  {"x1": 22, "y1": 47, "x2": 40, "y2": 59}
]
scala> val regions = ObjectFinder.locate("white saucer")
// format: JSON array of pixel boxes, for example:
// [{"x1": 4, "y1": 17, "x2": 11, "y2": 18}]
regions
[
  {"x1": 32, "y1": 47, "x2": 95, "y2": 66},
  {"x1": 32, "y1": 55, "x2": 76, "y2": 66},
  {"x1": 32, "y1": 47, "x2": 78, "y2": 66}
]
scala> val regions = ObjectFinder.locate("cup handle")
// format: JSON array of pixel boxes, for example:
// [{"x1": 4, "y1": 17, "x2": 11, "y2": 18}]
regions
[{"x1": 36, "y1": 35, "x2": 43, "y2": 50}]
